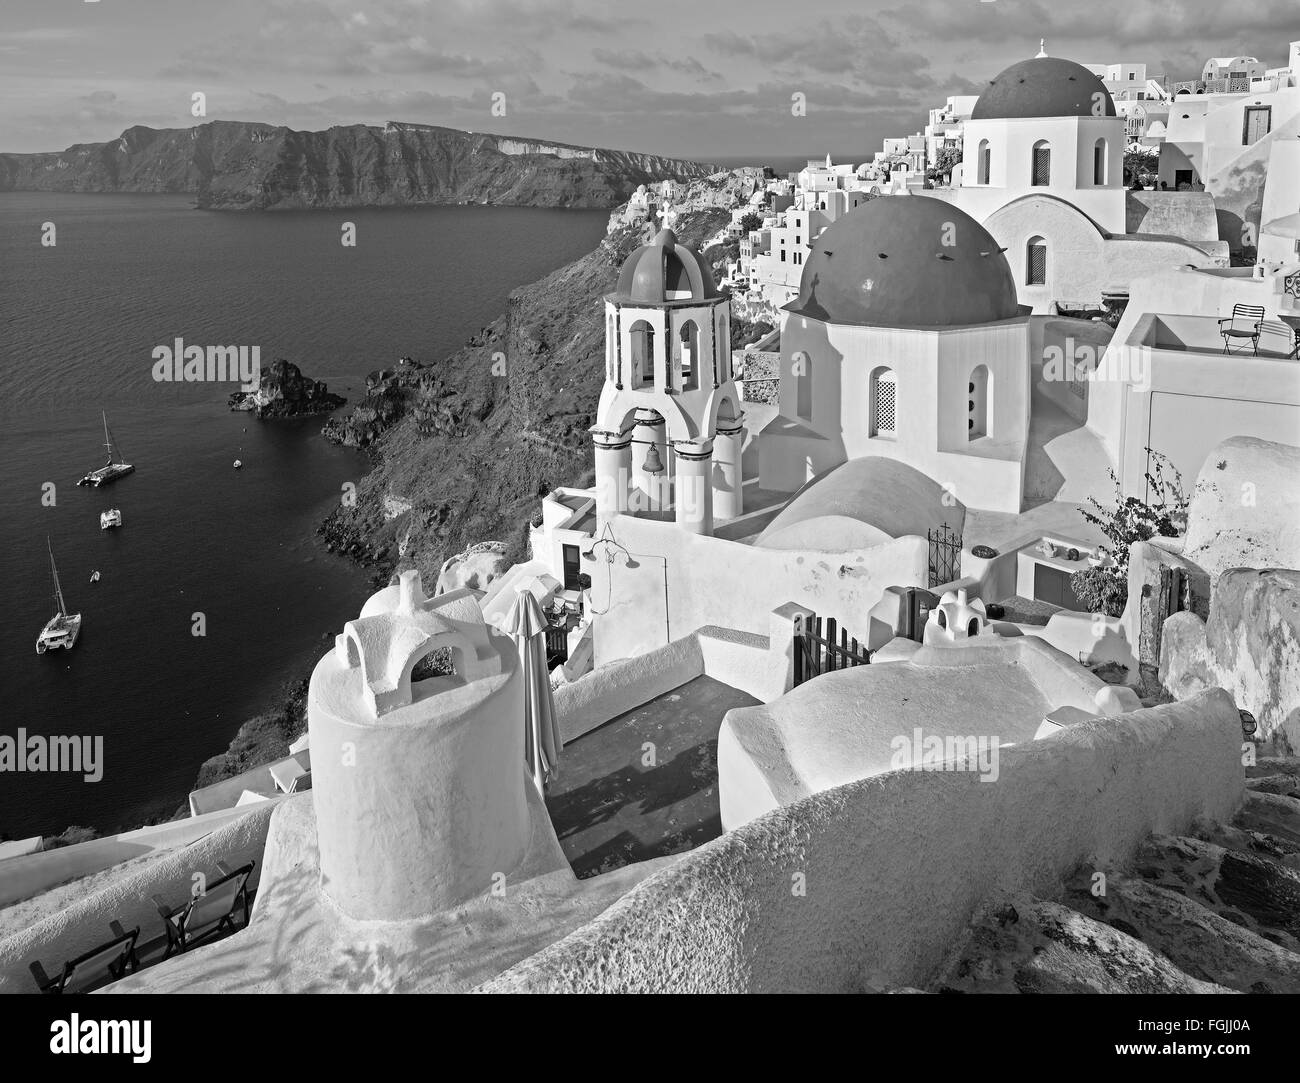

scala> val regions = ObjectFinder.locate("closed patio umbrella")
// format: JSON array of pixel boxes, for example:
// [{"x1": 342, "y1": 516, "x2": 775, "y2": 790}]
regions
[{"x1": 504, "y1": 586, "x2": 561, "y2": 794}]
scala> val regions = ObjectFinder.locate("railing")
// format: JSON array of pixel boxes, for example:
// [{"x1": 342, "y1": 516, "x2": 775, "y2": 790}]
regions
[
  {"x1": 544, "y1": 625, "x2": 569, "y2": 668},
  {"x1": 793, "y1": 613, "x2": 870, "y2": 688}
]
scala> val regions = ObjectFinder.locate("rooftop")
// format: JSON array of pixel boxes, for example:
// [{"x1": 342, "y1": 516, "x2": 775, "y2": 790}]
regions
[{"x1": 971, "y1": 56, "x2": 1117, "y2": 121}]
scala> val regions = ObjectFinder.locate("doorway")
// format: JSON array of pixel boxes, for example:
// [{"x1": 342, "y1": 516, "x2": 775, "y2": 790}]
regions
[{"x1": 562, "y1": 544, "x2": 582, "y2": 592}]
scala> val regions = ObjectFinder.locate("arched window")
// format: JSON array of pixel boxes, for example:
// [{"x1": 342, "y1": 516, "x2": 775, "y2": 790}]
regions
[
  {"x1": 629, "y1": 320, "x2": 655, "y2": 387},
  {"x1": 679, "y1": 320, "x2": 699, "y2": 391},
  {"x1": 870, "y1": 367, "x2": 896, "y2": 438},
  {"x1": 717, "y1": 310, "x2": 727, "y2": 383},
  {"x1": 1026, "y1": 236, "x2": 1047, "y2": 286},
  {"x1": 968, "y1": 364, "x2": 990, "y2": 440},
  {"x1": 937, "y1": 609, "x2": 948, "y2": 630},
  {"x1": 1031, "y1": 139, "x2": 1051, "y2": 186},
  {"x1": 794, "y1": 351, "x2": 813, "y2": 420},
  {"x1": 977, "y1": 139, "x2": 991, "y2": 184},
  {"x1": 607, "y1": 314, "x2": 615, "y2": 380},
  {"x1": 1093, "y1": 138, "x2": 1107, "y2": 185},
  {"x1": 967, "y1": 618, "x2": 979, "y2": 637}
]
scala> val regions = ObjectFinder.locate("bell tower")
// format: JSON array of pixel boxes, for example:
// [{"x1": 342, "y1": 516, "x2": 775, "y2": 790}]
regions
[{"x1": 592, "y1": 228, "x2": 745, "y2": 535}]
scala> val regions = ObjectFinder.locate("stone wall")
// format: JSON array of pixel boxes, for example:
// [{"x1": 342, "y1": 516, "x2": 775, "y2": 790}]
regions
[
  {"x1": 478, "y1": 690, "x2": 1242, "y2": 993},
  {"x1": 1162, "y1": 568, "x2": 1300, "y2": 751}
]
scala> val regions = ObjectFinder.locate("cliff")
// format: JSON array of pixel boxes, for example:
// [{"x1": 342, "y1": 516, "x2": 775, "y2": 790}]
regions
[
  {"x1": 317, "y1": 197, "x2": 734, "y2": 581},
  {"x1": 0, "y1": 120, "x2": 720, "y2": 211}
]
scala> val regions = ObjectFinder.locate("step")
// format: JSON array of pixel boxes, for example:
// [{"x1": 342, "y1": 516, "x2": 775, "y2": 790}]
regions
[
  {"x1": 1135, "y1": 834, "x2": 1300, "y2": 955},
  {"x1": 1063, "y1": 871, "x2": 1300, "y2": 993},
  {"x1": 929, "y1": 896, "x2": 1230, "y2": 994}
]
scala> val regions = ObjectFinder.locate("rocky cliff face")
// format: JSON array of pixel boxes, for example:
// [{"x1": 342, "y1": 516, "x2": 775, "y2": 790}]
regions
[
  {"x1": 315, "y1": 198, "x2": 733, "y2": 584},
  {"x1": 0, "y1": 120, "x2": 720, "y2": 210}
]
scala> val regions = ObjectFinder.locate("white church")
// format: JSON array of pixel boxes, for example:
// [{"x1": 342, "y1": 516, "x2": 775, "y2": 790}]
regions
[{"x1": 924, "y1": 49, "x2": 1228, "y2": 310}]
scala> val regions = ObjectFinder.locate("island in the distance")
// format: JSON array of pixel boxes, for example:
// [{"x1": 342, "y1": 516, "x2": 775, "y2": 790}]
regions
[{"x1": 0, "y1": 120, "x2": 720, "y2": 211}]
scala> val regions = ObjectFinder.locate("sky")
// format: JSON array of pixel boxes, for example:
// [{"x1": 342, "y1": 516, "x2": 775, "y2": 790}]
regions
[{"x1": 1, "y1": 0, "x2": 1298, "y2": 160}]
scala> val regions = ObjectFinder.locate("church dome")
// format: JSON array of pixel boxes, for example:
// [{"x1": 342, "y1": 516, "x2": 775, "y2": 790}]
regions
[
  {"x1": 612, "y1": 228, "x2": 721, "y2": 304},
  {"x1": 786, "y1": 196, "x2": 1020, "y2": 329},
  {"x1": 971, "y1": 56, "x2": 1116, "y2": 120}
]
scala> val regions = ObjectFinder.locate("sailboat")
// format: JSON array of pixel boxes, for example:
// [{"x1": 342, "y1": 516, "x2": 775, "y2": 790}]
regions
[
  {"x1": 36, "y1": 540, "x2": 82, "y2": 654},
  {"x1": 77, "y1": 412, "x2": 135, "y2": 487}
]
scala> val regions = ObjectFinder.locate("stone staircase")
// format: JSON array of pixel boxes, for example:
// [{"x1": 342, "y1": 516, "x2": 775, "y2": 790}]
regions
[{"x1": 927, "y1": 757, "x2": 1300, "y2": 993}]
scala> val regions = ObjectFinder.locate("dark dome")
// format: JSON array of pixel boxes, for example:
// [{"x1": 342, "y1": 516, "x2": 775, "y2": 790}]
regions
[
  {"x1": 787, "y1": 197, "x2": 1020, "y2": 329},
  {"x1": 612, "y1": 228, "x2": 721, "y2": 304},
  {"x1": 971, "y1": 57, "x2": 1116, "y2": 120}
]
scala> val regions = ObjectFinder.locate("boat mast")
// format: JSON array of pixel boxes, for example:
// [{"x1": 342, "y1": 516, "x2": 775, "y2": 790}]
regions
[
  {"x1": 102, "y1": 411, "x2": 114, "y2": 465},
  {"x1": 48, "y1": 538, "x2": 68, "y2": 616}
]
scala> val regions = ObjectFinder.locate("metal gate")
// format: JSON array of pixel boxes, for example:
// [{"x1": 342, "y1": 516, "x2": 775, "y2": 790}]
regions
[
  {"x1": 544, "y1": 625, "x2": 569, "y2": 669},
  {"x1": 1152, "y1": 565, "x2": 1188, "y2": 665},
  {"x1": 927, "y1": 522, "x2": 963, "y2": 588},
  {"x1": 793, "y1": 613, "x2": 871, "y2": 688}
]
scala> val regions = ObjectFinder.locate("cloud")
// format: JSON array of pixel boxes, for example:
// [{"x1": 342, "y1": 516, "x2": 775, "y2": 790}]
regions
[{"x1": 591, "y1": 48, "x2": 721, "y2": 81}]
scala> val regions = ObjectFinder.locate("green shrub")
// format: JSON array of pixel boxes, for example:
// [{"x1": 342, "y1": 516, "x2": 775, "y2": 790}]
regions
[{"x1": 1072, "y1": 447, "x2": 1188, "y2": 616}]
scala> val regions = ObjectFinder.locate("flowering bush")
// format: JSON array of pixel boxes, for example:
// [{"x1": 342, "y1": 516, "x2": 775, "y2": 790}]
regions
[{"x1": 1070, "y1": 448, "x2": 1188, "y2": 616}]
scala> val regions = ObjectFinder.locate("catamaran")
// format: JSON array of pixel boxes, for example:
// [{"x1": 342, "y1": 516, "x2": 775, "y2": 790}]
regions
[
  {"x1": 100, "y1": 508, "x2": 123, "y2": 530},
  {"x1": 77, "y1": 412, "x2": 135, "y2": 487},
  {"x1": 36, "y1": 540, "x2": 82, "y2": 654}
]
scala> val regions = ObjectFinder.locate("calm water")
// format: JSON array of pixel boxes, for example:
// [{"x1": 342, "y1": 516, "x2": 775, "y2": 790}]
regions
[{"x1": 0, "y1": 193, "x2": 607, "y2": 838}]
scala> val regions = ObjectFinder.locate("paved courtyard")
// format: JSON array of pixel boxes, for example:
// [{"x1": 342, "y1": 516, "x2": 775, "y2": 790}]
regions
[{"x1": 545, "y1": 675, "x2": 759, "y2": 878}]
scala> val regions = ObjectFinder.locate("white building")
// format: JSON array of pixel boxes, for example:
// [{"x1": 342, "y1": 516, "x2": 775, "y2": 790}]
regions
[
  {"x1": 1160, "y1": 45, "x2": 1300, "y2": 251},
  {"x1": 918, "y1": 51, "x2": 1226, "y2": 310},
  {"x1": 741, "y1": 156, "x2": 878, "y2": 312},
  {"x1": 761, "y1": 196, "x2": 1033, "y2": 513}
]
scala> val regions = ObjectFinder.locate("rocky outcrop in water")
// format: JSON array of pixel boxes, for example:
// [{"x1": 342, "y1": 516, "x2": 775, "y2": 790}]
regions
[
  {"x1": 228, "y1": 359, "x2": 345, "y2": 418},
  {"x1": 0, "y1": 120, "x2": 720, "y2": 211}
]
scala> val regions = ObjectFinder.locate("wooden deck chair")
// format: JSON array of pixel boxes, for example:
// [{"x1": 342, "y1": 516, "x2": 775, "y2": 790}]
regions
[
  {"x1": 30, "y1": 921, "x2": 139, "y2": 994},
  {"x1": 152, "y1": 860, "x2": 255, "y2": 958},
  {"x1": 1218, "y1": 304, "x2": 1265, "y2": 355}
]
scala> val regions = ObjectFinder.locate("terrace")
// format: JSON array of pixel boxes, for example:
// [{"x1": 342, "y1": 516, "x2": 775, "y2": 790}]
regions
[
  {"x1": 546, "y1": 674, "x2": 758, "y2": 878},
  {"x1": 1131, "y1": 311, "x2": 1300, "y2": 359}
]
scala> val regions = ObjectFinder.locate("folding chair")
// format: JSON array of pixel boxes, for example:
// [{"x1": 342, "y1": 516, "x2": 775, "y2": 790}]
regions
[
  {"x1": 153, "y1": 860, "x2": 255, "y2": 958},
  {"x1": 1218, "y1": 303, "x2": 1265, "y2": 355},
  {"x1": 30, "y1": 921, "x2": 139, "y2": 993}
]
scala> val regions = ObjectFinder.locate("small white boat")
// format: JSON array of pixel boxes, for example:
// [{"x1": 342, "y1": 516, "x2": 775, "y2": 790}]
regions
[
  {"x1": 90, "y1": 571, "x2": 101, "y2": 583},
  {"x1": 233, "y1": 460, "x2": 242, "y2": 469},
  {"x1": 100, "y1": 508, "x2": 122, "y2": 530},
  {"x1": 37, "y1": 540, "x2": 81, "y2": 654}
]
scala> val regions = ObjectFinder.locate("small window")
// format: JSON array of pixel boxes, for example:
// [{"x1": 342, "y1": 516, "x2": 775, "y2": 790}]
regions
[
  {"x1": 1093, "y1": 139, "x2": 1107, "y2": 185},
  {"x1": 977, "y1": 139, "x2": 991, "y2": 185},
  {"x1": 1027, "y1": 238, "x2": 1047, "y2": 286},
  {"x1": 870, "y1": 367, "x2": 896, "y2": 438},
  {"x1": 1031, "y1": 140, "x2": 1051, "y2": 186}
]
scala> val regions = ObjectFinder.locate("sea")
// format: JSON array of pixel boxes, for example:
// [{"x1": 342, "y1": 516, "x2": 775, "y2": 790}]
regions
[{"x1": 0, "y1": 193, "x2": 608, "y2": 839}]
